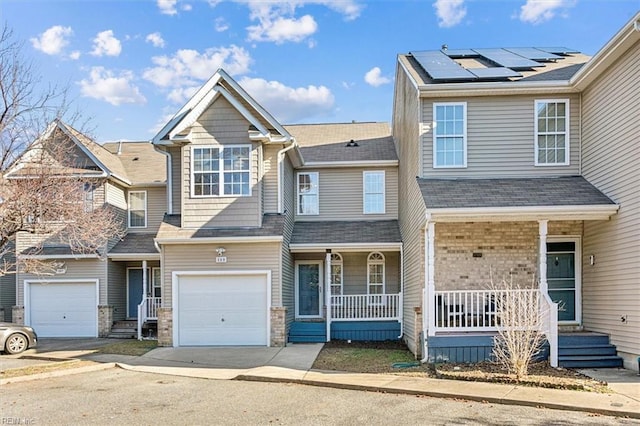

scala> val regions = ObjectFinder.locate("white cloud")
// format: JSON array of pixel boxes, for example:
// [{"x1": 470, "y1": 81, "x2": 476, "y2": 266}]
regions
[
  {"x1": 433, "y1": 0, "x2": 466, "y2": 28},
  {"x1": 215, "y1": 17, "x2": 230, "y2": 32},
  {"x1": 519, "y1": 0, "x2": 574, "y2": 24},
  {"x1": 69, "y1": 51, "x2": 81, "y2": 60},
  {"x1": 30, "y1": 25, "x2": 73, "y2": 55},
  {"x1": 91, "y1": 30, "x2": 122, "y2": 57},
  {"x1": 167, "y1": 86, "x2": 200, "y2": 104},
  {"x1": 182, "y1": 3, "x2": 192, "y2": 11},
  {"x1": 146, "y1": 32, "x2": 166, "y2": 48},
  {"x1": 364, "y1": 67, "x2": 391, "y2": 87},
  {"x1": 79, "y1": 67, "x2": 146, "y2": 106},
  {"x1": 143, "y1": 45, "x2": 252, "y2": 102},
  {"x1": 238, "y1": 76, "x2": 334, "y2": 123},
  {"x1": 241, "y1": 1, "x2": 363, "y2": 44},
  {"x1": 247, "y1": 14, "x2": 318, "y2": 44},
  {"x1": 157, "y1": 0, "x2": 178, "y2": 15}
]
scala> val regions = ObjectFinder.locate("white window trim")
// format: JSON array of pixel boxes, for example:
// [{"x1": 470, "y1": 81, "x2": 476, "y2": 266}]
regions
[
  {"x1": 433, "y1": 102, "x2": 467, "y2": 169},
  {"x1": 190, "y1": 144, "x2": 252, "y2": 198},
  {"x1": 534, "y1": 99, "x2": 570, "y2": 167},
  {"x1": 547, "y1": 236, "x2": 582, "y2": 325},
  {"x1": 367, "y1": 252, "x2": 385, "y2": 305},
  {"x1": 128, "y1": 190, "x2": 147, "y2": 229},
  {"x1": 296, "y1": 172, "x2": 319, "y2": 216},
  {"x1": 363, "y1": 171, "x2": 386, "y2": 214}
]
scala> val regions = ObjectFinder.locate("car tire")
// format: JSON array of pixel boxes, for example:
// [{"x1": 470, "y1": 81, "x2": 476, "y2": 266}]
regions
[{"x1": 5, "y1": 333, "x2": 28, "y2": 355}]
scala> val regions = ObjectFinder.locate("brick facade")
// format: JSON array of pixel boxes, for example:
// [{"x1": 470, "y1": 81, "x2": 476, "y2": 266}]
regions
[
  {"x1": 435, "y1": 221, "x2": 583, "y2": 291},
  {"x1": 98, "y1": 305, "x2": 113, "y2": 337},
  {"x1": 270, "y1": 307, "x2": 287, "y2": 346},
  {"x1": 157, "y1": 307, "x2": 173, "y2": 346}
]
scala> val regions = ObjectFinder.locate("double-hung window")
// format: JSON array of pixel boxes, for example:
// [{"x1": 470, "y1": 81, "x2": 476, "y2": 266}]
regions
[
  {"x1": 128, "y1": 191, "x2": 147, "y2": 228},
  {"x1": 535, "y1": 100, "x2": 569, "y2": 166},
  {"x1": 363, "y1": 171, "x2": 385, "y2": 214},
  {"x1": 192, "y1": 145, "x2": 251, "y2": 197},
  {"x1": 297, "y1": 172, "x2": 319, "y2": 215},
  {"x1": 433, "y1": 102, "x2": 467, "y2": 168}
]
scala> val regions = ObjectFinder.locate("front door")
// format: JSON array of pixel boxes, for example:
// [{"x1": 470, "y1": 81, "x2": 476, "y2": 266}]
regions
[
  {"x1": 296, "y1": 262, "x2": 323, "y2": 318},
  {"x1": 547, "y1": 240, "x2": 580, "y2": 323},
  {"x1": 127, "y1": 268, "x2": 145, "y2": 319}
]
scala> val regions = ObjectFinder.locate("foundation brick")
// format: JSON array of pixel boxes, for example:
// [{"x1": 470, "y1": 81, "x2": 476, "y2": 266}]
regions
[
  {"x1": 12, "y1": 306, "x2": 24, "y2": 325},
  {"x1": 270, "y1": 307, "x2": 287, "y2": 347},
  {"x1": 98, "y1": 305, "x2": 113, "y2": 337},
  {"x1": 157, "y1": 307, "x2": 173, "y2": 346}
]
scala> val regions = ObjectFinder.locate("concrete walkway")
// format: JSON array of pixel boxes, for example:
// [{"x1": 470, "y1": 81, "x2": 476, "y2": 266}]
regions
[{"x1": 2, "y1": 342, "x2": 639, "y2": 419}]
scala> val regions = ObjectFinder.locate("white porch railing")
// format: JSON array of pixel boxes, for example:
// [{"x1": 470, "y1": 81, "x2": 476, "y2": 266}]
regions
[
  {"x1": 137, "y1": 296, "x2": 161, "y2": 340},
  {"x1": 432, "y1": 289, "x2": 558, "y2": 366},
  {"x1": 331, "y1": 293, "x2": 401, "y2": 321}
]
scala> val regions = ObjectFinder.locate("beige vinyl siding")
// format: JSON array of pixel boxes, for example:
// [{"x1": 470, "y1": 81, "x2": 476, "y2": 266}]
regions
[
  {"x1": 293, "y1": 251, "x2": 401, "y2": 294},
  {"x1": 294, "y1": 167, "x2": 398, "y2": 221},
  {"x1": 126, "y1": 186, "x2": 166, "y2": 233},
  {"x1": 107, "y1": 260, "x2": 127, "y2": 321},
  {"x1": 281, "y1": 155, "x2": 296, "y2": 328},
  {"x1": 17, "y1": 258, "x2": 108, "y2": 306},
  {"x1": 169, "y1": 146, "x2": 182, "y2": 215},
  {"x1": 104, "y1": 181, "x2": 128, "y2": 250},
  {"x1": 162, "y1": 242, "x2": 282, "y2": 308},
  {"x1": 392, "y1": 64, "x2": 425, "y2": 355},
  {"x1": 580, "y1": 40, "x2": 640, "y2": 364},
  {"x1": 181, "y1": 97, "x2": 261, "y2": 228},
  {"x1": 263, "y1": 145, "x2": 280, "y2": 214},
  {"x1": 421, "y1": 94, "x2": 581, "y2": 177}
]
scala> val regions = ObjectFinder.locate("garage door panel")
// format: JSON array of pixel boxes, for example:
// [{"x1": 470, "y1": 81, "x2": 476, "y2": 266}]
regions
[
  {"x1": 29, "y1": 282, "x2": 97, "y2": 338},
  {"x1": 177, "y1": 274, "x2": 268, "y2": 346}
]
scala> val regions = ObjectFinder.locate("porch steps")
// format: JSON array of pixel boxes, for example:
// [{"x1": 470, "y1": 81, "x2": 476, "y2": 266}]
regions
[
  {"x1": 108, "y1": 320, "x2": 137, "y2": 339},
  {"x1": 558, "y1": 332, "x2": 623, "y2": 368},
  {"x1": 288, "y1": 321, "x2": 326, "y2": 343}
]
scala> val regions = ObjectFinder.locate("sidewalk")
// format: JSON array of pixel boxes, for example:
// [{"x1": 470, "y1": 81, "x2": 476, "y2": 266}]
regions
[{"x1": 3, "y1": 344, "x2": 639, "y2": 419}]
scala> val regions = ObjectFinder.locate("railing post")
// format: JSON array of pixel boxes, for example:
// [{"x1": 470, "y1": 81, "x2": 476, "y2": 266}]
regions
[{"x1": 325, "y1": 250, "x2": 331, "y2": 342}]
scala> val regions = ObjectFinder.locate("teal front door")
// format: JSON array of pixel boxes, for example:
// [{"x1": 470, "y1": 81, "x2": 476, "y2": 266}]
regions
[
  {"x1": 127, "y1": 269, "x2": 144, "y2": 319},
  {"x1": 296, "y1": 262, "x2": 323, "y2": 318},
  {"x1": 547, "y1": 241, "x2": 579, "y2": 323}
]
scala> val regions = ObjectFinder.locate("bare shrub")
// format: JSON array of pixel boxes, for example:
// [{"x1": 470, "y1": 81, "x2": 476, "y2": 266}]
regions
[{"x1": 490, "y1": 277, "x2": 548, "y2": 380}]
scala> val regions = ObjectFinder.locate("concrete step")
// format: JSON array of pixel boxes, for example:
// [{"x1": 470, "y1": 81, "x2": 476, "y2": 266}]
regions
[{"x1": 107, "y1": 331, "x2": 136, "y2": 339}]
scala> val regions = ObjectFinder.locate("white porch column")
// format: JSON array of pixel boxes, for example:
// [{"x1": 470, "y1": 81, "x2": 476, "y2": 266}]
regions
[
  {"x1": 138, "y1": 260, "x2": 148, "y2": 341},
  {"x1": 142, "y1": 260, "x2": 148, "y2": 299},
  {"x1": 325, "y1": 250, "x2": 331, "y2": 342},
  {"x1": 426, "y1": 222, "x2": 436, "y2": 337},
  {"x1": 538, "y1": 220, "x2": 548, "y2": 293}
]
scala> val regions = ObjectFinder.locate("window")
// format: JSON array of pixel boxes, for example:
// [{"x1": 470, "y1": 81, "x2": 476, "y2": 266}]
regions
[
  {"x1": 82, "y1": 182, "x2": 94, "y2": 212},
  {"x1": 330, "y1": 253, "x2": 343, "y2": 300},
  {"x1": 297, "y1": 172, "x2": 319, "y2": 215},
  {"x1": 535, "y1": 100, "x2": 569, "y2": 165},
  {"x1": 128, "y1": 191, "x2": 147, "y2": 228},
  {"x1": 192, "y1": 145, "x2": 251, "y2": 197},
  {"x1": 152, "y1": 267, "x2": 161, "y2": 298},
  {"x1": 367, "y1": 252, "x2": 385, "y2": 304},
  {"x1": 363, "y1": 171, "x2": 385, "y2": 214},
  {"x1": 433, "y1": 102, "x2": 467, "y2": 168}
]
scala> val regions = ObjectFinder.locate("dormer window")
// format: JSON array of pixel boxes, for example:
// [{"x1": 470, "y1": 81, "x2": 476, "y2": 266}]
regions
[
  {"x1": 191, "y1": 145, "x2": 251, "y2": 197},
  {"x1": 535, "y1": 100, "x2": 569, "y2": 166}
]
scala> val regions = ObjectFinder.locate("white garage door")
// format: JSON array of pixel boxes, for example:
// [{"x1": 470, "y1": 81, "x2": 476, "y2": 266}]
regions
[
  {"x1": 177, "y1": 274, "x2": 268, "y2": 346},
  {"x1": 28, "y1": 281, "x2": 97, "y2": 337}
]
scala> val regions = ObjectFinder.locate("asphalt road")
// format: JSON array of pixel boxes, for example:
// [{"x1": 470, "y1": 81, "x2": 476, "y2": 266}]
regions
[{"x1": 1, "y1": 368, "x2": 638, "y2": 425}]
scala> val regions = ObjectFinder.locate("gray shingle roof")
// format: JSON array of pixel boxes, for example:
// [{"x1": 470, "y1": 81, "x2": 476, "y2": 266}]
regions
[
  {"x1": 417, "y1": 176, "x2": 615, "y2": 209},
  {"x1": 291, "y1": 220, "x2": 401, "y2": 245},
  {"x1": 284, "y1": 122, "x2": 397, "y2": 163},
  {"x1": 156, "y1": 214, "x2": 286, "y2": 240},
  {"x1": 102, "y1": 142, "x2": 166, "y2": 185},
  {"x1": 109, "y1": 233, "x2": 159, "y2": 254}
]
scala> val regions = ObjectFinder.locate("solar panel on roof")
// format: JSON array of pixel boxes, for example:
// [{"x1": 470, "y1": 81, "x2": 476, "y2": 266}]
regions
[
  {"x1": 504, "y1": 47, "x2": 562, "y2": 61},
  {"x1": 411, "y1": 51, "x2": 476, "y2": 81},
  {"x1": 472, "y1": 48, "x2": 543, "y2": 70},
  {"x1": 442, "y1": 49, "x2": 478, "y2": 58},
  {"x1": 468, "y1": 67, "x2": 522, "y2": 79},
  {"x1": 536, "y1": 47, "x2": 580, "y2": 55}
]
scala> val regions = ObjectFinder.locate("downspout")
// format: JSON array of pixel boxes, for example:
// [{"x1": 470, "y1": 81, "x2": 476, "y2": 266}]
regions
[
  {"x1": 398, "y1": 243, "x2": 404, "y2": 339},
  {"x1": 421, "y1": 225, "x2": 429, "y2": 363},
  {"x1": 153, "y1": 146, "x2": 173, "y2": 215},
  {"x1": 277, "y1": 139, "x2": 297, "y2": 214}
]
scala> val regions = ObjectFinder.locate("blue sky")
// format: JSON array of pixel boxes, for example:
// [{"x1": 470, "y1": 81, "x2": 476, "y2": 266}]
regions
[{"x1": 3, "y1": 1, "x2": 638, "y2": 142}]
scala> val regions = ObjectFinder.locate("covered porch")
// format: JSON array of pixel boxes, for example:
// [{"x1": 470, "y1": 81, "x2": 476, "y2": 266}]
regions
[
  {"x1": 108, "y1": 233, "x2": 161, "y2": 339},
  {"x1": 289, "y1": 220, "x2": 403, "y2": 342},
  {"x1": 418, "y1": 177, "x2": 619, "y2": 365}
]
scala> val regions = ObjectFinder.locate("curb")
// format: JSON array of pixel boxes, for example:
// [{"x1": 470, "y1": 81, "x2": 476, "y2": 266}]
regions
[
  {"x1": 235, "y1": 374, "x2": 640, "y2": 420},
  {"x1": 0, "y1": 362, "x2": 116, "y2": 386}
]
